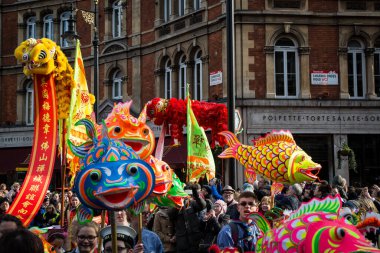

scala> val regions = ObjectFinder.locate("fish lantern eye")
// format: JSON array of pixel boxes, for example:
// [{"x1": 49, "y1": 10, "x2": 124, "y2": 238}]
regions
[
  {"x1": 142, "y1": 128, "x2": 150, "y2": 136},
  {"x1": 90, "y1": 170, "x2": 101, "y2": 182},
  {"x1": 336, "y1": 228, "x2": 345, "y2": 240},
  {"x1": 161, "y1": 165, "x2": 167, "y2": 171},
  {"x1": 127, "y1": 164, "x2": 138, "y2": 175},
  {"x1": 114, "y1": 126, "x2": 121, "y2": 134}
]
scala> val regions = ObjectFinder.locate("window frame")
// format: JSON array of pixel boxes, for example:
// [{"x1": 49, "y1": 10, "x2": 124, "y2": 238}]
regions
[
  {"x1": 26, "y1": 16, "x2": 36, "y2": 39},
  {"x1": 179, "y1": 55, "x2": 187, "y2": 99},
  {"x1": 112, "y1": 70, "x2": 123, "y2": 99},
  {"x1": 193, "y1": 49, "x2": 202, "y2": 100},
  {"x1": 60, "y1": 11, "x2": 71, "y2": 48},
  {"x1": 25, "y1": 81, "x2": 34, "y2": 126},
  {"x1": 179, "y1": 0, "x2": 186, "y2": 16},
  {"x1": 347, "y1": 40, "x2": 366, "y2": 99},
  {"x1": 274, "y1": 37, "x2": 300, "y2": 98},
  {"x1": 112, "y1": 1, "x2": 123, "y2": 38},
  {"x1": 164, "y1": 59, "x2": 172, "y2": 99},
  {"x1": 164, "y1": 0, "x2": 171, "y2": 22},
  {"x1": 43, "y1": 14, "x2": 54, "y2": 40},
  {"x1": 194, "y1": 0, "x2": 201, "y2": 10}
]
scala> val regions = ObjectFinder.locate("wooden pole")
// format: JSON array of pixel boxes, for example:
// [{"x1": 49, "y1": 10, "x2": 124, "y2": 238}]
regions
[
  {"x1": 98, "y1": 210, "x2": 106, "y2": 252},
  {"x1": 110, "y1": 211, "x2": 118, "y2": 253},
  {"x1": 60, "y1": 119, "x2": 67, "y2": 227},
  {"x1": 138, "y1": 213, "x2": 143, "y2": 243}
]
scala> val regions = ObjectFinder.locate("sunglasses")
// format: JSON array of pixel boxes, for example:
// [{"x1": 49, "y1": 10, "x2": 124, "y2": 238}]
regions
[{"x1": 239, "y1": 201, "x2": 257, "y2": 207}]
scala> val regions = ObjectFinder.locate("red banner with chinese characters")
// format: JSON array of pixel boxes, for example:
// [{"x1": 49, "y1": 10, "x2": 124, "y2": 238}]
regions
[{"x1": 8, "y1": 74, "x2": 57, "y2": 226}]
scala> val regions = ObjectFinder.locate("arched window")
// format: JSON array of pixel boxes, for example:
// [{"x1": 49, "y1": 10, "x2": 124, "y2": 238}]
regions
[
  {"x1": 25, "y1": 81, "x2": 34, "y2": 125},
  {"x1": 26, "y1": 16, "x2": 36, "y2": 39},
  {"x1": 179, "y1": 0, "x2": 186, "y2": 16},
  {"x1": 164, "y1": 0, "x2": 171, "y2": 22},
  {"x1": 43, "y1": 15, "x2": 54, "y2": 40},
  {"x1": 179, "y1": 54, "x2": 187, "y2": 99},
  {"x1": 348, "y1": 39, "x2": 366, "y2": 98},
  {"x1": 274, "y1": 37, "x2": 299, "y2": 98},
  {"x1": 60, "y1": 11, "x2": 72, "y2": 47},
  {"x1": 165, "y1": 59, "x2": 172, "y2": 99},
  {"x1": 112, "y1": 1, "x2": 123, "y2": 38},
  {"x1": 193, "y1": 49, "x2": 203, "y2": 100},
  {"x1": 374, "y1": 39, "x2": 380, "y2": 97},
  {"x1": 112, "y1": 70, "x2": 123, "y2": 99}
]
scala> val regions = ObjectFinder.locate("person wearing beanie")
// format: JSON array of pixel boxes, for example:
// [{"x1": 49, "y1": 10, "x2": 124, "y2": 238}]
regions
[
  {"x1": 101, "y1": 225, "x2": 138, "y2": 253},
  {"x1": 332, "y1": 175, "x2": 348, "y2": 201},
  {"x1": 200, "y1": 200, "x2": 230, "y2": 252}
]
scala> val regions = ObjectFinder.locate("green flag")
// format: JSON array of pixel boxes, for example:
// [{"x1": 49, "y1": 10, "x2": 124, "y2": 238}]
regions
[{"x1": 186, "y1": 85, "x2": 215, "y2": 182}]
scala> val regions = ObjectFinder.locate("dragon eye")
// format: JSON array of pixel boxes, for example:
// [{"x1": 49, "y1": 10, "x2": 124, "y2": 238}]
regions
[
  {"x1": 336, "y1": 228, "x2": 345, "y2": 240},
  {"x1": 142, "y1": 128, "x2": 150, "y2": 136},
  {"x1": 90, "y1": 170, "x2": 101, "y2": 182},
  {"x1": 126, "y1": 164, "x2": 138, "y2": 176},
  {"x1": 22, "y1": 54, "x2": 29, "y2": 61},
  {"x1": 114, "y1": 126, "x2": 121, "y2": 133}
]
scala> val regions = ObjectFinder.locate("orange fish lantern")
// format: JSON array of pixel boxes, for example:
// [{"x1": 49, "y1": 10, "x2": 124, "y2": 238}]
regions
[
  {"x1": 218, "y1": 130, "x2": 321, "y2": 184},
  {"x1": 103, "y1": 101, "x2": 154, "y2": 160}
]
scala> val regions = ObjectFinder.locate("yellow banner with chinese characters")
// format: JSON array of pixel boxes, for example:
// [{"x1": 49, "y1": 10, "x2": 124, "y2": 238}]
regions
[{"x1": 7, "y1": 74, "x2": 57, "y2": 226}]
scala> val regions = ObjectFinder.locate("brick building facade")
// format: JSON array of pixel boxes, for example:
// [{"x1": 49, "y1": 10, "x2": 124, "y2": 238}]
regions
[{"x1": 0, "y1": 0, "x2": 379, "y2": 187}]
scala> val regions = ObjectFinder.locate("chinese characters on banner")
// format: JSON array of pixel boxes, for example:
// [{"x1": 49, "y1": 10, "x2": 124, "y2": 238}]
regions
[{"x1": 7, "y1": 75, "x2": 57, "y2": 226}]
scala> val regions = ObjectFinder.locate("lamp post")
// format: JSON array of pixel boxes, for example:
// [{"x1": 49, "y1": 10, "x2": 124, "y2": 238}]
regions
[
  {"x1": 62, "y1": 0, "x2": 99, "y2": 121},
  {"x1": 226, "y1": 0, "x2": 236, "y2": 188}
]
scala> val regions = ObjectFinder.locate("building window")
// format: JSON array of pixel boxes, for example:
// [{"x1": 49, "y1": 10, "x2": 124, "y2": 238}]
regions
[
  {"x1": 112, "y1": 1, "x2": 123, "y2": 38},
  {"x1": 348, "y1": 40, "x2": 366, "y2": 98},
  {"x1": 164, "y1": 0, "x2": 171, "y2": 22},
  {"x1": 60, "y1": 12, "x2": 72, "y2": 47},
  {"x1": 26, "y1": 16, "x2": 36, "y2": 39},
  {"x1": 194, "y1": 0, "x2": 201, "y2": 10},
  {"x1": 194, "y1": 49, "x2": 202, "y2": 100},
  {"x1": 274, "y1": 37, "x2": 299, "y2": 98},
  {"x1": 179, "y1": 55, "x2": 187, "y2": 99},
  {"x1": 273, "y1": 0, "x2": 301, "y2": 8},
  {"x1": 375, "y1": 40, "x2": 380, "y2": 97},
  {"x1": 26, "y1": 81, "x2": 34, "y2": 125},
  {"x1": 112, "y1": 70, "x2": 123, "y2": 99},
  {"x1": 165, "y1": 59, "x2": 172, "y2": 99},
  {"x1": 179, "y1": 0, "x2": 186, "y2": 16},
  {"x1": 43, "y1": 15, "x2": 54, "y2": 40},
  {"x1": 346, "y1": 2, "x2": 366, "y2": 11}
]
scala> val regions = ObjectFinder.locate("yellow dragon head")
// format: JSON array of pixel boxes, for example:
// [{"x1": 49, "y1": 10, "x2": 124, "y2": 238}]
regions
[{"x1": 14, "y1": 38, "x2": 74, "y2": 119}]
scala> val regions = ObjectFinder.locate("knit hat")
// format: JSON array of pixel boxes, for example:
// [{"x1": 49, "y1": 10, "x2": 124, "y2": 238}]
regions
[
  {"x1": 100, "y1": 225, "x2": 136, "y2": 249},
  {"x1": 291, "y1": 183, "x2": 303, "y2": 196},
  {"x1": 214, "y1": 199, "x2": 227, "y2": 213},
  {"x1": 242, "y1": 183, "x2": 254, "y2": 193}
]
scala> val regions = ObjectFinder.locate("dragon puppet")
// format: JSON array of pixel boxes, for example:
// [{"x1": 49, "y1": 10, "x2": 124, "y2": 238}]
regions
[
  {"x1": 14, "y1": 38, "x2": 74, "y2": 119},
  {"x1": 68, "y1": 119, "x2": 156, "y2": 222},
  {"x1": 146, "y1": 97, "x2": 228, "y2": 147},
  {"x1": 247, "y1": 195, "x2": 380, "y2": 253},
  {"x1": 218, "y1": 130, "x2": 321, "y2": 184}
]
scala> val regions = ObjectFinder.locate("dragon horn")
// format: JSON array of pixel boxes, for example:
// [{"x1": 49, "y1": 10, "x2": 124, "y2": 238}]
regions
[
  {"x1": 124, "y1": 100, "x2": 133, "y2": 115},
  {"x1": 138, "y1": 105, "x2": 147, "y2": 123}
]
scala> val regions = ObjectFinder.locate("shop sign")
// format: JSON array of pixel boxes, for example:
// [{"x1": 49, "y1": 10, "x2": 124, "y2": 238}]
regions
[
  {"x1": 210, "y1": 71, "x2": 222, "y2": 86},
  {"x1": 311, "y1": 71, "x2": 338, "y2": 85}
]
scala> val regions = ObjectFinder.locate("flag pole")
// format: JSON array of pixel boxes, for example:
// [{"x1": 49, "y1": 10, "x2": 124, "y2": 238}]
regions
[{"x1": 60, "y1": 120, "x2": 67, "y2": 227}]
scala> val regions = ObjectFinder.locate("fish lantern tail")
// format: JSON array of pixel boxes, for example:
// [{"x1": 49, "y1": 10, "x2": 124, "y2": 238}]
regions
[{"x1": 218, "y1": 131, "x2": 240, "y2": 158}]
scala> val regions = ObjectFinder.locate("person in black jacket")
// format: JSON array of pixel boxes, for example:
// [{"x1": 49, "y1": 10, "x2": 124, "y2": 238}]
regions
[{"x1": 168, "y1": 184, "x2": 206, "y2": 253}]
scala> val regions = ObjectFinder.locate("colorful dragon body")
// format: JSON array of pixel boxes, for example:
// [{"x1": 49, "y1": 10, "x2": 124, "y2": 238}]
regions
[
  {"x1": 14, "y1": 38, "x2": 73, "y2": 119},
  {"x1": 218, "y1": 130, "x2": 321, "y2": 184},
  {"x1": 249, "y1": 196, "x2": 380, "y2": 253},
  {"x1": 146, "y1": 97, "x2": 228, "y2": 147},
  {"x1": 68, "y1": 119, "x2": 156, "y2": 211}
]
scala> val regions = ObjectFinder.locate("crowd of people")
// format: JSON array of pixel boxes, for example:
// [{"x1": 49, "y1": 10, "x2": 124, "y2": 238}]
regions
[{"x1": 0, "y1": 174, "x2": 379, "y2": 253}]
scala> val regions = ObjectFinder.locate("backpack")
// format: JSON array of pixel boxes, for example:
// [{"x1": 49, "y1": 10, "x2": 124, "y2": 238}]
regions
[{"x1": 229, "y1": 222, "x2": 244, "y2": 252}]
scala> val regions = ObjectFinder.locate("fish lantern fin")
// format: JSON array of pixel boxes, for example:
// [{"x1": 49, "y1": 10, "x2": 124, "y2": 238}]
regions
[
  {"x1": 253, "y1": 130, "x2": 295, "y2": 146},
  {"x1": 288, "y1": 195, "x2": 341, "y2": 221},
  {"x1": 77, "y1": 204, "x2": 94, "y2": 225},
  {"x1": 75, "y1": 118, "x2": 98, "y2": 142},
  {"x1": 68, "y1": 139, "x2": 94, "y2": 158},
  {"x1": 247, "y1": 212, "x2": 271, "y2": 233}
]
